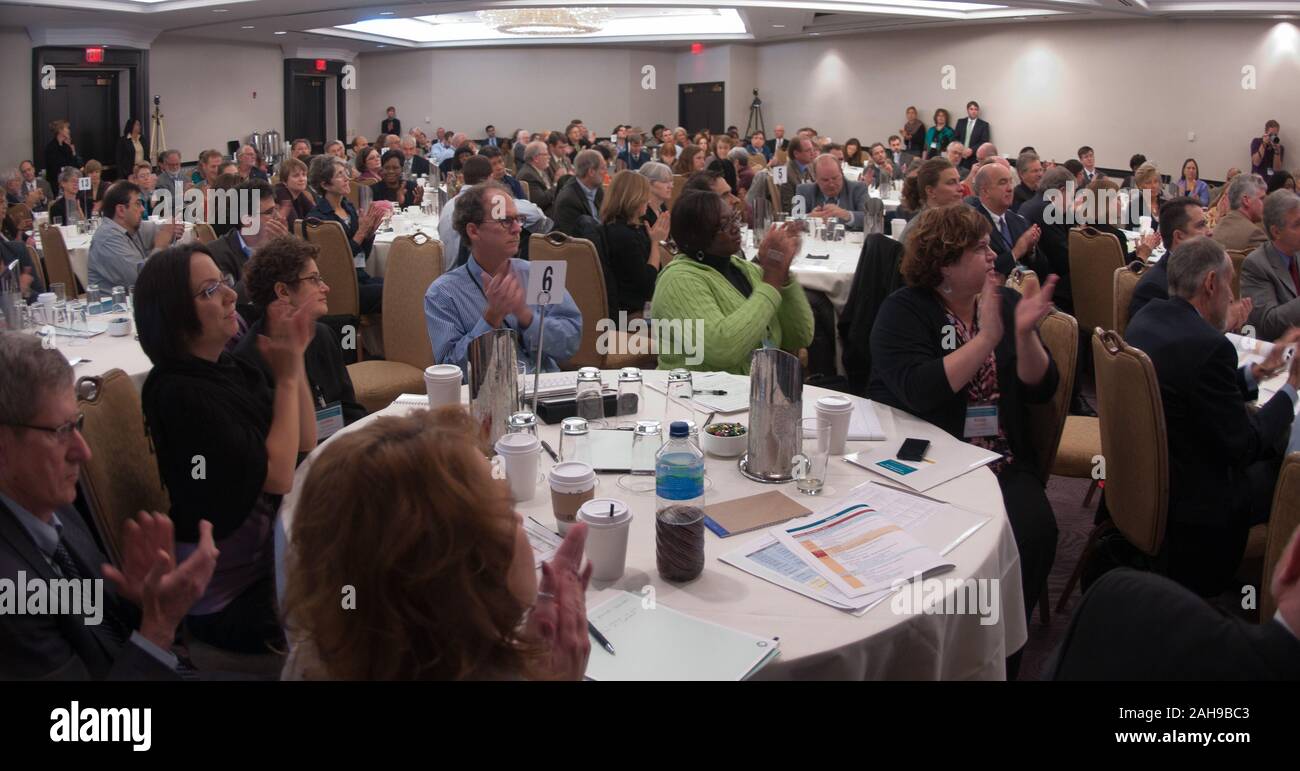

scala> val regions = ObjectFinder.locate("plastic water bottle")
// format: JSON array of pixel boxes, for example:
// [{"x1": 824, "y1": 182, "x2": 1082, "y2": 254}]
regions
[{"x1": 655, "y1": 421, "x2": 705, "y2": 582}]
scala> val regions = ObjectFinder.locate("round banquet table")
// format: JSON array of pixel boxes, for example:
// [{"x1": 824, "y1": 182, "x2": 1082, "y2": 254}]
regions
[
  {"x1": 31, "y1": 307, "x2": 153, "y2": 390},
  {"x1": 367, "y1": 210, "x2": 442, "y2": 278},
  {"x1": 275, "y1": 370, "x2": 1025, "y2": 680}
]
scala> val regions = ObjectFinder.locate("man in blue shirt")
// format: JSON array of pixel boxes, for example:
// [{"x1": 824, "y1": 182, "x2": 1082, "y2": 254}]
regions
[{"x1": 425, "y1": 182, "x2": 581, "y2": 374}]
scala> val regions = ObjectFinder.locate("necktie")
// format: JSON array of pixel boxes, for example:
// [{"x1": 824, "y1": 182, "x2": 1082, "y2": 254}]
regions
[
  {"x1": 1289, "y1": 255, "x2": 1300, "y2": 297},
  {"x1": 998, "y1": 215, "x2": 1012, "y2": 248},
  {"x1": 52, "y1": 531, "x2": 131, "y2": 649}
]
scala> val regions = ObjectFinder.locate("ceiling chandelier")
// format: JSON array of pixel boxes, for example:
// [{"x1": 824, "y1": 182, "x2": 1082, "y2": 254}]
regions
[{"x1": 475, "y1": 7, "x2": 612, "y2": 36}]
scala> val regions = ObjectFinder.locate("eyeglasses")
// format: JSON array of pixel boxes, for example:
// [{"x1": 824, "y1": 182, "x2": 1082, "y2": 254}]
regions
[
  {"x1": 289, "y1": 273, "x2": 327, "y2": 287},
  {"x1": 195, "y1": 273, "x2": 235, "y2": 299},
  {"x1": 6, "y1": 413, "x2": 84, "y2": 443},
  {"x1": 486, "y1": 215, "x2": 527, "y2": 230},
  {"x1": 724, "y1": 212, "x2": 743, "y2": 231}
]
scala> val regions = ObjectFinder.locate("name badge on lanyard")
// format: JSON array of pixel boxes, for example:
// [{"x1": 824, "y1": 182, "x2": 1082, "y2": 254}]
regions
[
  {"x1": 964, "y1": 402, "x2": 999, "y2": 438},
  {"x1": 315, "y1": 402, "x2": 345, "y2": 440}
]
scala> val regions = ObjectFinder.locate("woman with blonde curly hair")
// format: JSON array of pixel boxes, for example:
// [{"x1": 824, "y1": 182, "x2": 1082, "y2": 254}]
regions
[
  {"x1": 867, "y1": 204, "x2": 1060, "y2": 654},
  {"x1": 282, "y1": 406, "x2": 592, "y2": 680}
]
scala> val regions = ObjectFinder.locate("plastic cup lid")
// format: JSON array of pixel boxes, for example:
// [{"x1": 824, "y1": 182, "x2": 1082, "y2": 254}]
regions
[
  {"x1": 577, "y1": 497, "x2": 631, "y2": 526},
  {"x1": 495, "y1": 433, "x2": 539, "y2": 454},
  {"x1": 816, "y1": 396, "x2": 854, "y2": 412},
  {"x1": 548, "y1": 461, "x2": 596, "y2": 491},
  {"x1": 425, "y1": 364, "x2": 462, "y2": 380}
]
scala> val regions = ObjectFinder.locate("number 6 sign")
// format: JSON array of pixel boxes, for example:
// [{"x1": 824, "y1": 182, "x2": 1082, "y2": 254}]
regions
[{"x1": 525, "y1": 260, "x2": 567, "y2": 306}]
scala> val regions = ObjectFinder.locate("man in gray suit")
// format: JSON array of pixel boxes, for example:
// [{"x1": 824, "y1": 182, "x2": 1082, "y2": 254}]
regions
[
  {"x1": 18, "y1": 161, "x2": 53, "y2": 211},
  {"x1": 866, "y1": 142, "x2": 906, "y2": 184},
  {"x1": 0, "y1": 333, "x2": 218, "y2": 680},
  {"x1": 794, "y1": 154, "x2": 870, "y2": 231},
  {"x1": 1242, "y1": 189, "x2": 1300, "y2": 341},
  {"x1": 87, "y1": 181, "x2": 183, "y2": 289}
]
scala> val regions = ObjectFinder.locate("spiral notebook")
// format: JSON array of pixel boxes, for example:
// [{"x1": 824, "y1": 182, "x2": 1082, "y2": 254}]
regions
[{"x1": 583, "y1": 591, "x2": 780, "y2": 681}]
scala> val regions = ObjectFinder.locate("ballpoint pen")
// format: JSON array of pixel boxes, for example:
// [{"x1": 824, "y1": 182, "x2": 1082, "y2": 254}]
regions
[
  {"x1": 541, "y1": 440, "x2": 559, "y2": 462},
  {"x1": 693, "y1": 389, "x2": 728, "y2": 396},
  {"x1": 588, "y1": 621, "x2": 615, "y2": 655}
]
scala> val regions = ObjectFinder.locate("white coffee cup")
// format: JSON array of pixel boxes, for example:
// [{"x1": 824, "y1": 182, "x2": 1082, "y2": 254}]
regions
[
  {"x1": 107, "y1": 317, "x2": 132, "y2": 337},
  {"x1": 424, "y1": 364, "x2": 462, "y2": 409},
  {"x1": 815, "y1": 395, "x2": 854, "y2": 455},
  {"x1": 494, "y1": 432, "x2": 540, "y2": 503},
  {"x1": 1139, "y1": 215, "x2": 1152, "y2": 234},
  {"x1": 890, "y1": 218, "x2": 907, "y2": 239},
  {"x1": 577, "y1": 497, "x2": 632, "y2": 581}
]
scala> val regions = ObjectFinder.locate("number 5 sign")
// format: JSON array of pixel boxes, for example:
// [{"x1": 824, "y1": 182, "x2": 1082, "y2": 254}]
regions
[{"x1": 525, "y1": 260, "x2": 567, "y2": 306}]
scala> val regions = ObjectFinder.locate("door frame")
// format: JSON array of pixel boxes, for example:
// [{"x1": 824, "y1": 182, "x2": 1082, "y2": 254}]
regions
[
  {"x1": 678, "y1": 81, "x2": 725, "y2": 134},
  {"x1": 283, "y1": 59, "x2": 348, "y2": 152},
  {"x1": 31, "y1": 47, "x2": 149, "y2": 170}
]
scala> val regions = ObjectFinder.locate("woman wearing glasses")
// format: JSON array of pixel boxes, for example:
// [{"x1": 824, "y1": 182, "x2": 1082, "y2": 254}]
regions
[
  {"x1": 649, "y1": 189, "x2": 814, "y2": 375},
  {"x1": 233, "y1": 235, "x2": 367, "y2": 430},
  {"x1": 135, "y1": 242, "x2": 318, "y2": 655}
]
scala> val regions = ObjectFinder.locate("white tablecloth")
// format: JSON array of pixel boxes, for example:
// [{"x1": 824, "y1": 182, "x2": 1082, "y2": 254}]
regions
[
  {"x1": 367, "y1": 212, "x2": 442, "y2": 278},
  {"x1": 275, "y1": 371, "x2": 1026, "y2": 680},
  {"x1": 41, "y1": 309, "x2": 153, "y2": 389}
]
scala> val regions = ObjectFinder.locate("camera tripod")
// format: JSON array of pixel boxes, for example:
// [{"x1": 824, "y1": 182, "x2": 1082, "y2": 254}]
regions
[{"x1": 745, "y1": 89, "x2": 765, "y2": 139}]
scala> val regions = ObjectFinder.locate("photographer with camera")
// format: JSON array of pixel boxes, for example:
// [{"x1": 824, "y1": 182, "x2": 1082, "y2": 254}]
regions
[{"x1": 1251, "y1": 119, "x2": 1284, "y2": 180}]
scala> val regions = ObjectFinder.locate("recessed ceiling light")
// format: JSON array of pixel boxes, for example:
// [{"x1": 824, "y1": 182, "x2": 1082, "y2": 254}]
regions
[
  {"x1": 212, "y1": 8, "x2": 228, "y2": 12},
  {"x1": 273, "y1": 31, "x2": 287, "y2": 35},
  {"x1": 377, "y1": 44, "x2": 387, "y2": 48},
  {"x1": 772, "y1": 24, "x2": 785, "y2": 28},
  {"x1": 809, "y1": 32, "x2": 820, "y2": 36},
  {"x1": 1275, "y1": 15, "x2": 1296, "y2": 19},
  {"x1": 379, "y1": 11, "x2": 395, "y2": 15},
  {"x1": 241, "y1": 25, "x2": 254, "y2": 29}
]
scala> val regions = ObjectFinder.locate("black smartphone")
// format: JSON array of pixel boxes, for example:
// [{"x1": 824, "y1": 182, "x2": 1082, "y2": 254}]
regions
[
  {"x1": 805, "y1": 253, "x2": 830, "y2": 260},
  {"x1": 897, "y1": 437, "x2": 930, "y2": 462}
]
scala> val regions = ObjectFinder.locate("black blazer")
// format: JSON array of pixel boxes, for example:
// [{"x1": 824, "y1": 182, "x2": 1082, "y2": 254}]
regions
[
  {"x1": 368, "y1": 179, "x2": 420, "y2": 207},
  {"x1": 44, "y1": 139, "x2": 82, "y2": 185},
  {"x1": 1127, "y1": 259, "x2": 1168, "y2": 321},
  {"x1": 1, "y1": 235, "x2": 46, "y2": 301},
  {"x1": 1011, "y1": 183, "x2": 1035, "y2": 213},
  {"x1": 1049, "y1": 568, "x2": 1300, "y2": 680},
  {"x1": 552, "y1": 179, "x2": 604, "y2": 237},
  {"x1": 952, "y1": 118, "x2": 991, "y2": 168},
  {"x1": 603, "y1": 219, "x2": 658, "y2": 314},
  {"x1": 115, "y1": 136, "x2": 142, "y2": 180},
  {"x1": 233, "y1": 319, "x2": 367, "y2": 429},
  {"x1": 517, "y1": 164, "x2": 559, "y2": 213},
  {"x1": 409, "y1": 154, "x2": 431, "y2": 178},
  {"x1": 867, "y1": 285, "x2": 1059, "y2": 478},
  {"x1": 381, "y1": 117, "x2": 401, "y2": 137},
  {"x1": 0, "y1": 501, "x2": 178, "y2": 680},
  {"x1": 970, "y1": 198, "x2": 1038, "y2": 277},
  {"x1": 1019, "y1": 189, "x2": 1074, "y2": 314},
  {"x1": 1124, "y1": 296, "x2": 1295, "y2": 595},
  {"x1": 765, "y1": 137, "x2": 790, "y2": 155},
  {"x1": 838, "y1": 234, "x2": 905, "y2": 396}
]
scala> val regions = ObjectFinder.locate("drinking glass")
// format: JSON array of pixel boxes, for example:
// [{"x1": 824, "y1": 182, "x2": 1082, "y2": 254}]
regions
[
  {"x1": 558, "y1": 417, "x2": 593, "y2": 465},
  {"x1": 575, "y1": 367, "x2": 605, "y2": 427},
  {"x1": 618, "y1": 420, "x2": 662, "y2": 493},
  {"x1": 616, "y1": 367, "x2": 643, "y2": 423},
  {"x1": 664, "y1": 368, "x2": 695, "y2": 428},
  {"x1": 793, "y1": 417, "x2": 832, "y2": 495}
]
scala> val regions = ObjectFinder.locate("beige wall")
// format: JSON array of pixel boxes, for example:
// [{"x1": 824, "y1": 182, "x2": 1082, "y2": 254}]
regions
[
  {"x1": 357, "y1": 46, "x2": 677, "y2": 142},
  {"x1": 755, "y1": 19, "x2": 1300, "y2": 180},
  {"x1": 0, "y1": 27, "x2": 34, "y2": 170},
  {"x1": 150, "y1": 37, "x2": 284, "y2": 161}
]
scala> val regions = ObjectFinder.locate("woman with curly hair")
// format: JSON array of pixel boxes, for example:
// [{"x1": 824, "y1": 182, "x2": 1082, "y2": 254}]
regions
[{"x1": 867, "y1": 203, "x2": 1060, "y2": 639}]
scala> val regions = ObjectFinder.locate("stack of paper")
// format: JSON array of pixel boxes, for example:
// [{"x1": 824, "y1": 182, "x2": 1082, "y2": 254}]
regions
[
  {"x1": 719, "y1": 482, "x2": 990, "y2": 615},
  {"x1": 583, "y1": 592, "x2": 780, "y2": 681},
  {"x1": 844, "y1": 437, "x2": 1000, "y2": 492}
]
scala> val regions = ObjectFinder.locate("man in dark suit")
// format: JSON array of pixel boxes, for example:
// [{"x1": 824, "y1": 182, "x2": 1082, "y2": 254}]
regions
[
  {"x1": 1127, "y1": 197, "x2": 1209, "y2": 322},
  {"x1": 18, "y1": 161, "x2": 53, "y2": 212},
  {"x1": 1241, "y1": 190, "x2": 1300, "y2": 341},
  {"x1": 886, "y1": 136, "x2": 917, "y2": 174},
  {"x1": 1012, "y1": 151, "x2": 1042, "y2": 213},
  {"x1": 1125, "y1": 236, "x2": 1300, "y2": 597},
  {"x1": 778, "y1": 136, "x2": 816, "y2": 213},
  {"x1": 399, "y1": 136, "x2": 431, "y2": 177},
  {"x1": 552, "y1": 149, "x2": 605, "y2": 237},
  {"x1": 1049, "y1": 550, "x2": 1300, "y2": 680},
  {"x1": 747, "y1": 131, "x2": 772, "y2": 161},
  {"x1": 0, "y1": 333, "x2": 219, "y2": 680},
  {"x1": 1019, "y1": 166, "x2": 1075, "y2": 312},
  {"x1": 380, "y1": 106, "x2": 400, "y2": 138},
  {"x1": 794, "y1": 155, "x2": 871, "y2": 231},
  {"x1": 480, "y1": 124, "x2": 501, "y2": 149},
  {"x1": 517, "y1": 140, "x2": 566, "y2": 216},
  {"x1": 952, "y1": 101, "x2": 991, "y2": 174},
  {"x1": 970, "y1": 163, "x2": 1041, "y2": 276},
  {"x1": 766, "y1": 124, "x2": 790, "y2": 157}
]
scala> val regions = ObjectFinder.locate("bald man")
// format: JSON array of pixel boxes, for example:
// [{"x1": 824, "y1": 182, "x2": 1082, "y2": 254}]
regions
[
  {"x1": 794, "y1": 154, "x2": 871, "y2": 230},
  {"x1": 970, "y1": 163, "x2": 1041, "y2": 276}
]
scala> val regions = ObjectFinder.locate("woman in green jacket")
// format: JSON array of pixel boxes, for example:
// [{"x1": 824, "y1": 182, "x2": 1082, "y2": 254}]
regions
[
  {"x1": 923, "y1": 108, "x2": 955, "y2": 160},
  {"x1": 650, "y1": 189, "x2": 814, "y2": 374}
]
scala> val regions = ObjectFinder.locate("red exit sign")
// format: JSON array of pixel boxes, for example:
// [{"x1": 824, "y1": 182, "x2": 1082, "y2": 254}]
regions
[
  {"x1": 314, "y1": 59, "x2": 327, "y2": 72},
  {"x1": 85, "y1": 47, "x2": 104, "y2": 64}
]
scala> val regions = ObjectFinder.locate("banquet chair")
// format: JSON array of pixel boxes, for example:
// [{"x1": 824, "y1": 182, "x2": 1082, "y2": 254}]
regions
[
  {"x1": 1261, "y1": 454, "x2": 1300, "y2": 619},
  {"x1": 1005, "y1": 265, "x2": 1040, "y2": 300},
  {"x1": 670, "y1": 174, "x2": 687, "y2": 207},
  {"x1": 300, "y1": 218, "x2": 378, "y2": 361},
  {"x1": 37, "y1": 224, "x2": 82, "y2": 295},
  {"x1": 192, "y1": 222, "x2": 217, "y2": 244},
  {"x1": 1112, "y1": 261, "x2": 1147, "y2": 337},
  {"x1": 1067, "y1": 226, "x2": 1126, "y2": 341},
  {"x1": 519, "y1": 179, "x2": 530, "y2": 201},
  {"x1": 1226, "y1": 248, "x2": 1250, "y2": 298},
  {"x1": 528, "y1": 231, "x2": 655, "y2": 371},
  {"x1": 347, "y1": 179, "x2": 361, "y2": 206},
  {"x1": 75, "y1": 370, "x2": 170, "y2": 567},
  {"x1": 25, "y1": 242, "x2": 45, "y2": 285},
  {"x1": 345, "y1": 233, "x2": 441, "y2": 412},
  {"x1": 1058, "y1": 329, "x2": 1168, "y2": 612}
]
